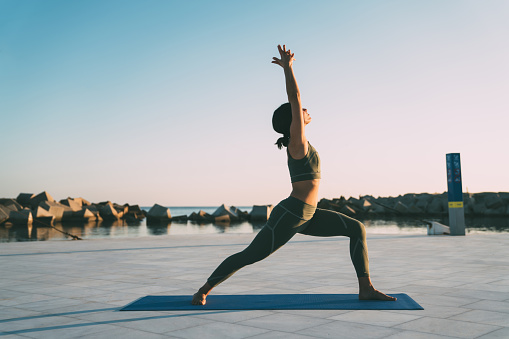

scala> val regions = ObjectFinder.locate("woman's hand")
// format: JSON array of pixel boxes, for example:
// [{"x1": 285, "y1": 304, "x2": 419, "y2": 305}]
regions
[{"x1": 272, "y1": 44, "x2": 295, "y2": 68}]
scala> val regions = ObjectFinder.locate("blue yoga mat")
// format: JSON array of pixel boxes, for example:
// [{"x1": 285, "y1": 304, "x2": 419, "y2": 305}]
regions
[{"x1": 120, "y1": 294, "x2": 423, "y2": 311}]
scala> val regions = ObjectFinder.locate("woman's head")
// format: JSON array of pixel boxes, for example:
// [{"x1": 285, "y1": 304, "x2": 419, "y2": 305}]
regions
[{"x1": 272, "y1": 103, "x2": 292, "y2": 149}]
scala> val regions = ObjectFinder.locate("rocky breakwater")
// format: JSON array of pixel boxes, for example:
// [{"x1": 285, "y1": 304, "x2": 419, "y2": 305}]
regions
[
  {"x1": 0, "y1": 191, "x2": 275, "y2": 227},
  {"x1": 0, "y1": 191, "x2": 146, "y2": 226},
  {"x1": 317, "y1": 192, "x2": 509, "y2": 218}
]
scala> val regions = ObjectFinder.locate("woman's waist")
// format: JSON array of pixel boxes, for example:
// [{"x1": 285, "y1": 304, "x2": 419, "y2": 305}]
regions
[
  {"x1": 291, "y1": 179, "x2": 320, "y2": 192},
  {"x1": 290, "y1": 180, "x2": 320, "y2": 207},
  {"x1": 278, "y1": 195, "x2": 317, "y2": 221}
]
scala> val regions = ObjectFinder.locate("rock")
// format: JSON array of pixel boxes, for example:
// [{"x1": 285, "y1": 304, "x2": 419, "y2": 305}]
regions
[
  {"x1": 473, "y1": 203, "x2": 487, "y2": 215},
  {"x1": 171, "y1": 215, "x2": 188, "y2": 222},
  {"x1": 415, "y1": 194, "x2": 432, "y2": 211},
  {"x1": 60, "y1": 198, "x2": 82, "y2": 211},
  {"x1": 212, "y1": 204, "x2": 239, "y2": 221},
  {"x1": 347, "y1": 197, "x2": 362, "y2": 209},
  {"x1": 400, "y1": 194, "x2": 417, "y2": 206},
  {"x1": 485, "y1": 206, "x2": 506, "y2": 216},
  {"x1": 360, "y1": 199, "x2": 372, "y2": 212},
  {"x1": 189, "y1": 210, "x2": 214, "y2": 222},
  {"x1": 123, "y1": 205, "x2": 145, "y2": 220},
  {"x1": 29, "y1": 191, "x2": 55, "y2": 209},
  {"x1": 74, "y1": 208, "x2": 97, "y2": 220},
  {"x1": 16, "y1": 193, "x2": 34, "y2": 208},
  {"x1": 113, "y1": 204, "x2": 128, "y2": 217},
  {"x1": 394, "y1": 201, "x2": 409, "y2": 214},
  {"x1": 99, "y1": 203, "x2": 120, "y2": 220},
  {"x1": 147, "y1": 204, "x2": 171, "y2": 220},
  {"x1": 34, "y1": 207, "x2": 55, "y2": 226},
  {"x1": 9, "y1": 209, "x2": 33, "y2": 225},
  {"x1": 0, "y1": 205, "x2": 9, "y2": 224},
  {"x1": 250, "y1": 205, "x2": 273, "y2": 221},
  {"x1": 339, "y1": 205, "x2": 356, "y2": 217},
  {"x1": 484, "y1": 193, "x2": 503, "y2": 209},
  {"x1": 39, "y1": 201, "x2": 73, "y2": 222},
  {"x1": 367, "y1": 203, "x2": 386, "y2": 214},
  {"x1": 127, "y1": 205, "x2": 142, "y2": 214},
  {"x1": 78, "y1": 198, "x2": 91, "y2": 206},
  {"x1": 214, "y1": 214, "x2": 230, "y2": 223},
  {"x1": 407, "y1": 205, "x2": 424, "y2": 214},
  {"x1": 317, "y1": 198, "x2": 342, "y2": 212},
  {"x1": 0, "y1": 199, "x2": 23, "y2": 211},
  {"x1": 427, "y1": 197, "x2": 445, "y2": 214}
]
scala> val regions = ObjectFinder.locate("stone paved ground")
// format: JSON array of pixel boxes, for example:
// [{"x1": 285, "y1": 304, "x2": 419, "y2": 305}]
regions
[{"x1": 0, "y1": 232, "x2": 508, "y2": 338}]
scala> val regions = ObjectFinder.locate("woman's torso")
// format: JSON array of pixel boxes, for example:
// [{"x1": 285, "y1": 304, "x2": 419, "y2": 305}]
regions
[{"x1": 287, "y1": 142, "x2": 321, "y2": 206}]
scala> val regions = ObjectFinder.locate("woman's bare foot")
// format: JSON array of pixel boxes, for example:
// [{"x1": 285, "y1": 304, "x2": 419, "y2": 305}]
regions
[
  {"x1": 191, "y1": 292, "x2": 207, "y2": 305},
  {"x1": 358, "y1": 277, "x2": 396, "y2": 301},
  {"x1": 359, "y1": 288, "x2": 397, "y2": 301},
  {"x1": 191, "y1": 282, "x2": 212, "y2": 306}
]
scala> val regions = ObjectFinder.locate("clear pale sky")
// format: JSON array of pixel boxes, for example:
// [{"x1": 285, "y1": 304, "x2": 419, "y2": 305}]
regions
[{"x1": 1, "y1": 0, "x2": 508, "y2": 206}]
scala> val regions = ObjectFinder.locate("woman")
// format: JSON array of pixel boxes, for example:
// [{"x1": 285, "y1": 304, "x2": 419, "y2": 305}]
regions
[{"x1": 192, "y1": 45, "x2": 396, "y2": 305}]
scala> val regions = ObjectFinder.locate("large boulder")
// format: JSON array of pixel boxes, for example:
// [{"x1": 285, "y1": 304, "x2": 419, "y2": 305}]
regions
[
  {"x1": 212, "y1": 204, "x2": 239, "y2": 221},
  {"x1": 0, "y1": 205, "x2": 9, "y2": 224},
  {"x1": 16, "y1": 193, "x2": 34, "y2": 208},
  {"x1": 0, "y1": 199, "x2": 22, "y2": 212},
  {"x1": 394, "y1": 201, "x2": 409, "y2": 214},
  {"x1": 123, "y1": 204, "x2": 144, "y2": 220},
  {"x1": 9, "y1": 209, "x2": 33, "y2": 225},
  {"x1": 367, "y1": 203, "x2": 386, "y2": 214},
  {"x1": 250, "y1": 205, "x2": 273, "y2": 221},
  {"x1": 34, "y1": 207, "x2": 55, "y2": 226},
  {"x1": 73, "y1": 208, "x2": 97, "y2": 220},
  {"x1": 39, "y1": 201, "x2": 73, "y2": 222},
  {"x1": 59, "y1": 198, "x2": 82, "y2": 211},
  {"x1": 147, "y1": 204, "x2": 171, "y2": 221},
  {"x1": 427, "y1": 197, "x2": 445, "y2": 214},
  {"x1": 484, "y1": 193, "x2": 503, "y2": 209},
  {"x1": 189, "y1": 210, "x2": 214, "y2": 222},
  {"x1": 29, "y1": 191, "x2": 55, "y2": 209},
  {"x1": 339, "y1": 205, "x2": 356, "y2": 217},
  {"x1": 359, "y1": 199, "x2": 372, "y2": 212},
  {"x1": 99, "y1": 203, "x2": 120, "y2": 220}
]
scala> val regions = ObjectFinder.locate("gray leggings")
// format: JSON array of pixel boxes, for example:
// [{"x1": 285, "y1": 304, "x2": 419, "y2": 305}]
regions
[{"x1": 207, "y1": 196, "x2": 370, "y2": 287}]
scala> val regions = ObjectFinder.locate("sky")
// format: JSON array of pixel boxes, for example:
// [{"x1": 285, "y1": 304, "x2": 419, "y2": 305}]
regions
[{"x1": 1, "y1": 0, "x2": 508, "y2": 206}]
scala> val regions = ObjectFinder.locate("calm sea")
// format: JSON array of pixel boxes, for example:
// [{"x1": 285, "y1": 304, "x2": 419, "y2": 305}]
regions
[{"x1": 1, "y1": 206, "x2": 508, "y2": 242}]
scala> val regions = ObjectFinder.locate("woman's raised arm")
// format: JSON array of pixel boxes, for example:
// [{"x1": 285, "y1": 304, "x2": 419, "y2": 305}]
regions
[{"x1": 272, "y1": 44, "x2": 307, "y2": 158}]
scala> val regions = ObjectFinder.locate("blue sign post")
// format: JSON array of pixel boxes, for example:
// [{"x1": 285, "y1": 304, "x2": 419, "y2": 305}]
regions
[{"x1": 446, "y1": 153, "x2": 465, "y2": 235}]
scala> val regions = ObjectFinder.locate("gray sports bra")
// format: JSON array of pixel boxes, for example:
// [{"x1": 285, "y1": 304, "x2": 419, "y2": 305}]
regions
[{"x1": 287, "y1": 142, "x2": 321, "y2": 183}]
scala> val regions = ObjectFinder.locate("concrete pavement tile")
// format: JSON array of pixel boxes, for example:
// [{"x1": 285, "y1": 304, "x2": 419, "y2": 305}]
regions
[
  {"x1": 74, "y1": 325, "x2": 169, "y2": 338},
  {"x1": 0, "y1": 315, "x2": 88, "y2": 334},
  {"x1": 247, "y1": 330, "x2": 321, "y2": 338},
  {"x1": 328, "y1": 310, "x2": 422, "y2": 327},
  {"x1": 464, "y1": 300, "x2": 509, "y2": 314},
  {"x1": 114, "y1": 314, "x2": 213, "y2": 333},
  {"x1": 384, "y1": 330, "x2": 460, "y2": 338},
  {"x1": 299, "y1": 319, "x2": 400, "y2": 338},
  {"x1": 193, "y1": 310, "x2": 274, "y2": 323},
  {"x1": 476, "y1": 327, "x2": 509, "y2": 339},
  {"x1": 274, "y1": 309, "x2": 351, "y2": 318},
  {"x1": 449, "y1": 309, "x2": 509, "y2": 327},
  {"x1": 237, "y1": 313, "x2": 332, "y2": 332},
  {"x1": 411, "y1": 293, "x2": 479, "y2": 307},
  {"x1": 386, "y1": 303, "x2": 467, "y2": 318},
  {"x1": 394, "y1": 317, "x2": 500, "y2": 338},
  {"x1": 167, "y1": 321, "x2": 269, "y2": 339}
]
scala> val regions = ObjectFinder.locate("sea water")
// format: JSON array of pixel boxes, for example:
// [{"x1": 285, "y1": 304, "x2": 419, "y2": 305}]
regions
[{"x1": 0, "y1": 206, "x2": 507, "y2": 242}]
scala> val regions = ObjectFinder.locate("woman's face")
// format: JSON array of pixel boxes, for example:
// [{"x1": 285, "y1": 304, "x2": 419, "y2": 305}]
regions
[{"x1": 303, "y1": 108, "x2": 312, "y2": 125}]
